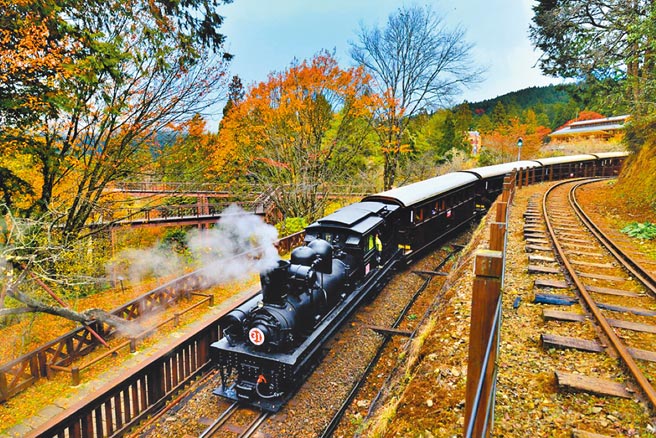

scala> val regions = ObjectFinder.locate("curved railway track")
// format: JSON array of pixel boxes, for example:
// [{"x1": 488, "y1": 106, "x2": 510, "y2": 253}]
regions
[
  {"x1": 570, "y1": 180, "x2": 656, "y2": 294},
  {"x1": 539, "y1": 178, "x2": 656, "y2": 411}
]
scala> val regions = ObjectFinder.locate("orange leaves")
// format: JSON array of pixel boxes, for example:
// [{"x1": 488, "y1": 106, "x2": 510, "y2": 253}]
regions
[
  {"x1": 483, "y1": 118, "x2": 550, "y2": 160},
  {"x1": 213, "y1": 51, "x2": 375, "y2": 182}
]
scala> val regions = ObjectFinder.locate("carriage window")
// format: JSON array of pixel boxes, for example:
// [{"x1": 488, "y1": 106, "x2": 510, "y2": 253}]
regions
[
  {"x1": 415, "y1": 208, "x2": 424, "y2": 223},
  {"x1": 324, "y1": 232, "x2": 332, "y2": 242}
]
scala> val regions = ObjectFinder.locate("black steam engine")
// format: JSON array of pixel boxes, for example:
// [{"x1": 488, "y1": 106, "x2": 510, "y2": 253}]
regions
[
  {"x1": 211, "y1": 152, "x2": 628, "y2": 412},
  {"x1": 222, "y1": 240, "x2": 347, "y2": 353},
  {"x1": 212, "y1": 201, "x2": 401, "y2": 411}
]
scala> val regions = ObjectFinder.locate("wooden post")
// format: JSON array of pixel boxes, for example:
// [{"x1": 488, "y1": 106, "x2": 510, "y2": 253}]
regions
[
  {"x1": 495, "y1": 202, "x2": 507, "y2": 223},
  {"x1": 147, "y1": 364, "x2": 164, "y2": 404},
  {"x1": 517, "y1": 167, "x2": 523, "y2": 189},
  {"x1": 524, "y1": 167, "x2": 529, "y2": 186},
  {"x1": 71, "y1": 367, "x2": 81, "y2": 386},
  {"x1": 489, "y1": 223, "x2": 506, "y2": 252},
  {"x1": 465, "y1": 250, "x2": 503, "y2": 438},
  {"x1": 0, "y1": 371, "x2": 8, "y2": 402},
  {"x1": 501, "y1": 182, "x2": 511, "y2": 204}
]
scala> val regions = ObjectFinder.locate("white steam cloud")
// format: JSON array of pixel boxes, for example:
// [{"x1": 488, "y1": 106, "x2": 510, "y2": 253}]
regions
[
  {"x1": 113, "y1": 247, "x2": 184, "y2": 285},
  {"x1": 107, "y1": 205, "x2": 280, "y2": 287},
  {"x1": 187, "y1": 204, "x2": 280, "y2": 284}
]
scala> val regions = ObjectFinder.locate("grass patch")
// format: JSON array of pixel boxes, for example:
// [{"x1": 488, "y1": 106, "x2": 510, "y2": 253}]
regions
[{"x1": 621, "y1": 222, "x2": 656, "y2": 240}]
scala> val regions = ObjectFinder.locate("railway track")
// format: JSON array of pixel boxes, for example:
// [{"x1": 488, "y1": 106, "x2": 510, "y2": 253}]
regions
[
  {"x1": 199, "y1": 402, "x2": 268, "y2": 438},
  {"x1": 319, "y1": 243, "x2": 465, "y2": 438},
  {"x1": 527, "y1": 178, "x2": 656, "y2": 412}
]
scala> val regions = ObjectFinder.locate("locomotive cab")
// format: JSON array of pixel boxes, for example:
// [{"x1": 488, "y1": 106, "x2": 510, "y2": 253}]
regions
[{"x1": 304, "y1": 201, "x2": 400, "y2": 280}]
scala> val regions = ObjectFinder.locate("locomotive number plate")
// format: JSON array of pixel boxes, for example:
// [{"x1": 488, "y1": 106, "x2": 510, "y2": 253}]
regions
[{"x1": 249, "y1": 327, "x2": 265, "y2": 345}]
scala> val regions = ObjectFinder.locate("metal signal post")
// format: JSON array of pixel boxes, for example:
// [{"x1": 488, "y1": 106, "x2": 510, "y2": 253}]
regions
[{"x1": 516, "y1": 137, "x2": 523, "y2": 161}]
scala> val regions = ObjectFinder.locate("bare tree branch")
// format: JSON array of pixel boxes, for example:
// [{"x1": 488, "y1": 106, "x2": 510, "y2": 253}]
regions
[{"x1": 350, "y1": 5, "x2": 484, "y2": 189}]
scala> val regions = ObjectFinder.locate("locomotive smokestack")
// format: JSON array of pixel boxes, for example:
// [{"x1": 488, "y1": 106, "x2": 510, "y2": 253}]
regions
[{"x1": 260, "y1": 259, "x2": 290, "y2": 305}]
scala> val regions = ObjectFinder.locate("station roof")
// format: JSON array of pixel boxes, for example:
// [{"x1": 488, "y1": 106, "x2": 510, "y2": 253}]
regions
[{"x1": 550, "y1": 115, "x2": 630, "y2": 138}]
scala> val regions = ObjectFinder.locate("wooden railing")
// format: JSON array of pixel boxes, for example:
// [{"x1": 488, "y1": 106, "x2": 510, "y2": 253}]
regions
[
  {"x1": 108, "y1": 202, "x2": 262, "y2": 225},
  {"x1": 464, "y1": 170, "x2": 516, "y2": 438},
  {"x1": 27, "y1": 309, "x2": 226, "y2": 438}
]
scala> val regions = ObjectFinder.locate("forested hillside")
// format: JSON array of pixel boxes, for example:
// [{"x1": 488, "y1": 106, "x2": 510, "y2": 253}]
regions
[
  {"x1": 471, "y1": 84, "x2": 573, "y2": 112},
  {"x1": 468, "y1": 84, "x2": 578, "y2": 129}
]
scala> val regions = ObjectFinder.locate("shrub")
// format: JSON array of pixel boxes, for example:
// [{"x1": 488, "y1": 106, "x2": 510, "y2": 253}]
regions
[
  {"x1": 621, "y1": 222, "x2": 656, "y2": 240},
  {"x1": 275, "y1": 217, "x2": 308, "y2": 235}
]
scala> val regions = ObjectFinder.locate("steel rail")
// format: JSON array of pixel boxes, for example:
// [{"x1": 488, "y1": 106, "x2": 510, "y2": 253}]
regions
[
  {"x1": 543, "y1": 179, "x2": 656, "y2": 411},
  {"x1": 320, "y1": 245, "x2": 463, "y2": 438},
  {"x1": 198, "y1": 402, "x2": 239, "y2": 438},
  {"x1": 570, "y1": 179, "x2": 656, "y2": 296},
  {"x1": 199, "y1": 404, "x2": 268, "y2": 438},
  {"x1": 239, "y1": 412, "x2": 269, "y2": 438}
]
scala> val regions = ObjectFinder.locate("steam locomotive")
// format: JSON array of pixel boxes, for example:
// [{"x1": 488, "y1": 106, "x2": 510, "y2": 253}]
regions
[{"x1": 210, "y1": 152, "x2": 628, "y2": 411}]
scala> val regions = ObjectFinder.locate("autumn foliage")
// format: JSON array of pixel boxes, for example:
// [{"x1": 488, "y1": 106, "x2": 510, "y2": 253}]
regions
[
  {"x1": 482, "y1": 117, "x2": 551, "y2": 161},
  {"x1": 214, "y1": 52, "x2": 376, "y2": 218}
]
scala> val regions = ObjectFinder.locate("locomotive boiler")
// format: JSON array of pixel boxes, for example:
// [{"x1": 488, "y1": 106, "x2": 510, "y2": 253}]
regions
[{"x1": 221, "y1": 239, "x2": 349, "y2": 353}]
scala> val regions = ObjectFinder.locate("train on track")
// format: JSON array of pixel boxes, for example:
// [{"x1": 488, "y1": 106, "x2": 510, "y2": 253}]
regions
[{"x1": 210, "y1": 151, "x2": 628, "y2": 412}]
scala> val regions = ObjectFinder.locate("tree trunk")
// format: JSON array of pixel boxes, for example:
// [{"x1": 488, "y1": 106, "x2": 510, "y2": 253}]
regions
[
  {"x1": 383, "y1": 151, "x2": 398, "y2": 190},
  {"x1": 4, "y1": 283, "x2": 139, "y2": 334}
]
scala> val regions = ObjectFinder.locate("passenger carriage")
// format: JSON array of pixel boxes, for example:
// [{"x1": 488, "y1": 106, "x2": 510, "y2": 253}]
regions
[
  {"x1": 362, "y1": 173, "x2": 479, "y2": 260},
  {"x1": 460, "y1": 160, "x2": 542, "y2": 210}
]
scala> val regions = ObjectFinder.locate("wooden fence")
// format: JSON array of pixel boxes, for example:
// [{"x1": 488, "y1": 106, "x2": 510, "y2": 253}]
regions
[
  {"x1": 27, "y1": 308, "x2": 225, "y2": 438},
  {"x1": 464, "y1": 170, "x2": 517, "y2": 438}
]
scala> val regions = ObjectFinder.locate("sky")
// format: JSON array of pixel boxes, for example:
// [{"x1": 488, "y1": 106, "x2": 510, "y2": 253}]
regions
[{"x1": 213, "y1": 0, "x2": 559, "y2": 124}]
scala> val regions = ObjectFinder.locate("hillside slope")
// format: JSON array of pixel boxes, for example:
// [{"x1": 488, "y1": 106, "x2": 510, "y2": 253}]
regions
[{"x1": 615, "y1": 144, "x2": 656, "y2": 213}]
